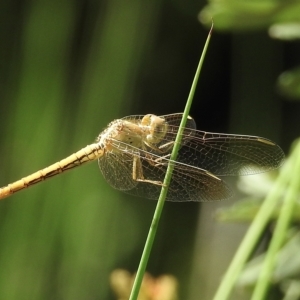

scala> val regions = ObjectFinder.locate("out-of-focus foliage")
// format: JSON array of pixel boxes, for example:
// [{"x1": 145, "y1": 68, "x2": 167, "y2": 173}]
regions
[
  {"x1": 277, "y1": 67, "x2": 300, "y2": 101},
  {"x1": 215, "y1": 197, "x2": 300, "y2": 223},
  {"x1": 238, "y1": 230, "x2": 300, "y2": 286},
  {"x1": 237, "y1": 230, "x2": 300, "y2": 299},
  {"x1": 269, "y1": 22, "x2": 300, "y2": 40},
  {"x1": 215, "y1": 170, "x2": 300, "y2": 223},
  {"x1": 212, "y1": 140, "x2": 300, "y2": 300},
  {"x1": 199, "y1": 0, "x2": 300, "y2": 102},
  {"x1": 199, "y1": 0, "x2": 300, "y2": 33},
  {"x1": 188, "y1": 2, "x2": 300, "y2": 300}
]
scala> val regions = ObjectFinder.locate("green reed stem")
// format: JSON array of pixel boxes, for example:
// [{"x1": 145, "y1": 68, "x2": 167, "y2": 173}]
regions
[{"x1": 129, "y1": 25, "x2": 213, "y2": 300}]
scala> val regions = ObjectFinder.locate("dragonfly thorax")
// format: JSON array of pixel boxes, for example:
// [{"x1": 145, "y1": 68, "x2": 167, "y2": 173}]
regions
[
  {"x1": 96, "y1": 115, "x2": 169, "y2": 154},
  {"x1": 97, "y1": 119, "x2": 146, "y2": 153}
]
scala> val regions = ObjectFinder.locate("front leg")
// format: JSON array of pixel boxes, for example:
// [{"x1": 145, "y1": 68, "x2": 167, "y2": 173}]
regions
[
  {"x1": 132, "y1": 155, "x2": 165, "y2": 186},
  {"x1": 158, "y1": 141, "x2": 175, "y2": 152},
  {"x1": 144, "y1": 153, "x2": 171, "y2": 168},
  {"x1": 144, "y1": 140, "x2": 175, "y2": 154}
]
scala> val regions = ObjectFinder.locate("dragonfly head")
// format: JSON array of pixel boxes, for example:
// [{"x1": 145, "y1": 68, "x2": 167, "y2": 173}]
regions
[{"x1": 141, "y1": 114, "x2": 168, "y2": 144}]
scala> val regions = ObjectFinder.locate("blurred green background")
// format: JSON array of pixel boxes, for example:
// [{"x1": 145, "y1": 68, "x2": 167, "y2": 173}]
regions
[{"x1": 0, "y1": 0, "x2": 299, "y2": 299}]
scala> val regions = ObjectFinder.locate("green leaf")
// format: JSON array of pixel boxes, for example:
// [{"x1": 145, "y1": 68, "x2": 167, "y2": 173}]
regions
[
  {"x1": 269, "y1": 23, "x2": 300, "y2": 40},
  {"x1": 277, "y1": 67, "x2": 300, "y2": 101}
]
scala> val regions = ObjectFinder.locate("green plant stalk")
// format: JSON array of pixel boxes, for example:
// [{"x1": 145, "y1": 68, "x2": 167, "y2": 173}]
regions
[
  {"x1": 251, "y1": 140, "x2": 300, "y2": 300},
  {"x1": 213, "y1": 152, "x2": 291, "y2": 300},
  {"x1": 129, "y1": 26, "x2": 213, "y2": 300}
]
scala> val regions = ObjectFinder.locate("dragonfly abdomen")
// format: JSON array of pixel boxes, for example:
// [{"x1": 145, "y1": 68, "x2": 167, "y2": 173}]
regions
[{"x1": 0, "y1": 144, "x2": 104, "y2": 200}]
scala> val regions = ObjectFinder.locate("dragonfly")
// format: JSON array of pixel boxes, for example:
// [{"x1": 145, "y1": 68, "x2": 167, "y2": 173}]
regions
[{"x1": 0, "y1": 113, "x2": 285, "y2": 202}]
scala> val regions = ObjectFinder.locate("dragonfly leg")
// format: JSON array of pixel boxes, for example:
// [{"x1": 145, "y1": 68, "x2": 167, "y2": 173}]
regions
[
  {"x1": 143, "y1": 140, "x2": 175, "y2": 154},
  {"x1": 158, "y1": 141, "x2": 174, "y2": 151},
  {"x1": 144, "y1": 141, "x2": 163, "y2": 153},
  {"x1": 145, "y1": 153, "x2": 170, "y2": 167},
  {"x1": 132, "y1": 155, "x2": 165, "y2": 186},
  {"x1": 155, "y1": 153, "x2": 171, "y2": 164}
]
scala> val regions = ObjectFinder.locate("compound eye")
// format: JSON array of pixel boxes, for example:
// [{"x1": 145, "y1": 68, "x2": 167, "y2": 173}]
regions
[
  {"x1": 140, "y1": 114, "x2": 153, "y2": 127},
  {"x1": 143, "y1": 115, "x2": 168, "y2": 144}
]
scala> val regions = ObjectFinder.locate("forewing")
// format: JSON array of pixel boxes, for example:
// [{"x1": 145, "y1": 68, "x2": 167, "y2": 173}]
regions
[
  {"x1": 161, "y1": 114, "x2": 284, "y2": 175},
  {"x1": 142, "y1": 117, "x2": 284, "y2": 176},
  {"x1": 175, "y1": 132, "x2": 285, "y2": 176},
  {"x1": 106, "y1": 113, "x2": 284, "y2": 184}
]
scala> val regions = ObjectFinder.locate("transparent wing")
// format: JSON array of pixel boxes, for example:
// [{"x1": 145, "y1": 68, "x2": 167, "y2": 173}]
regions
[
  {"x1": 98, "y1": 150, "x2": 232, "y2": 202},
  {"x1": 98, "y1": 113, "x2": 284, "y2": 201},
  {"x1": 155, "y1": 113, "x2": 284, "y2": 176},
  {"x1": 176, "y1": 132, "x2": 284, "y2": 176}
]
